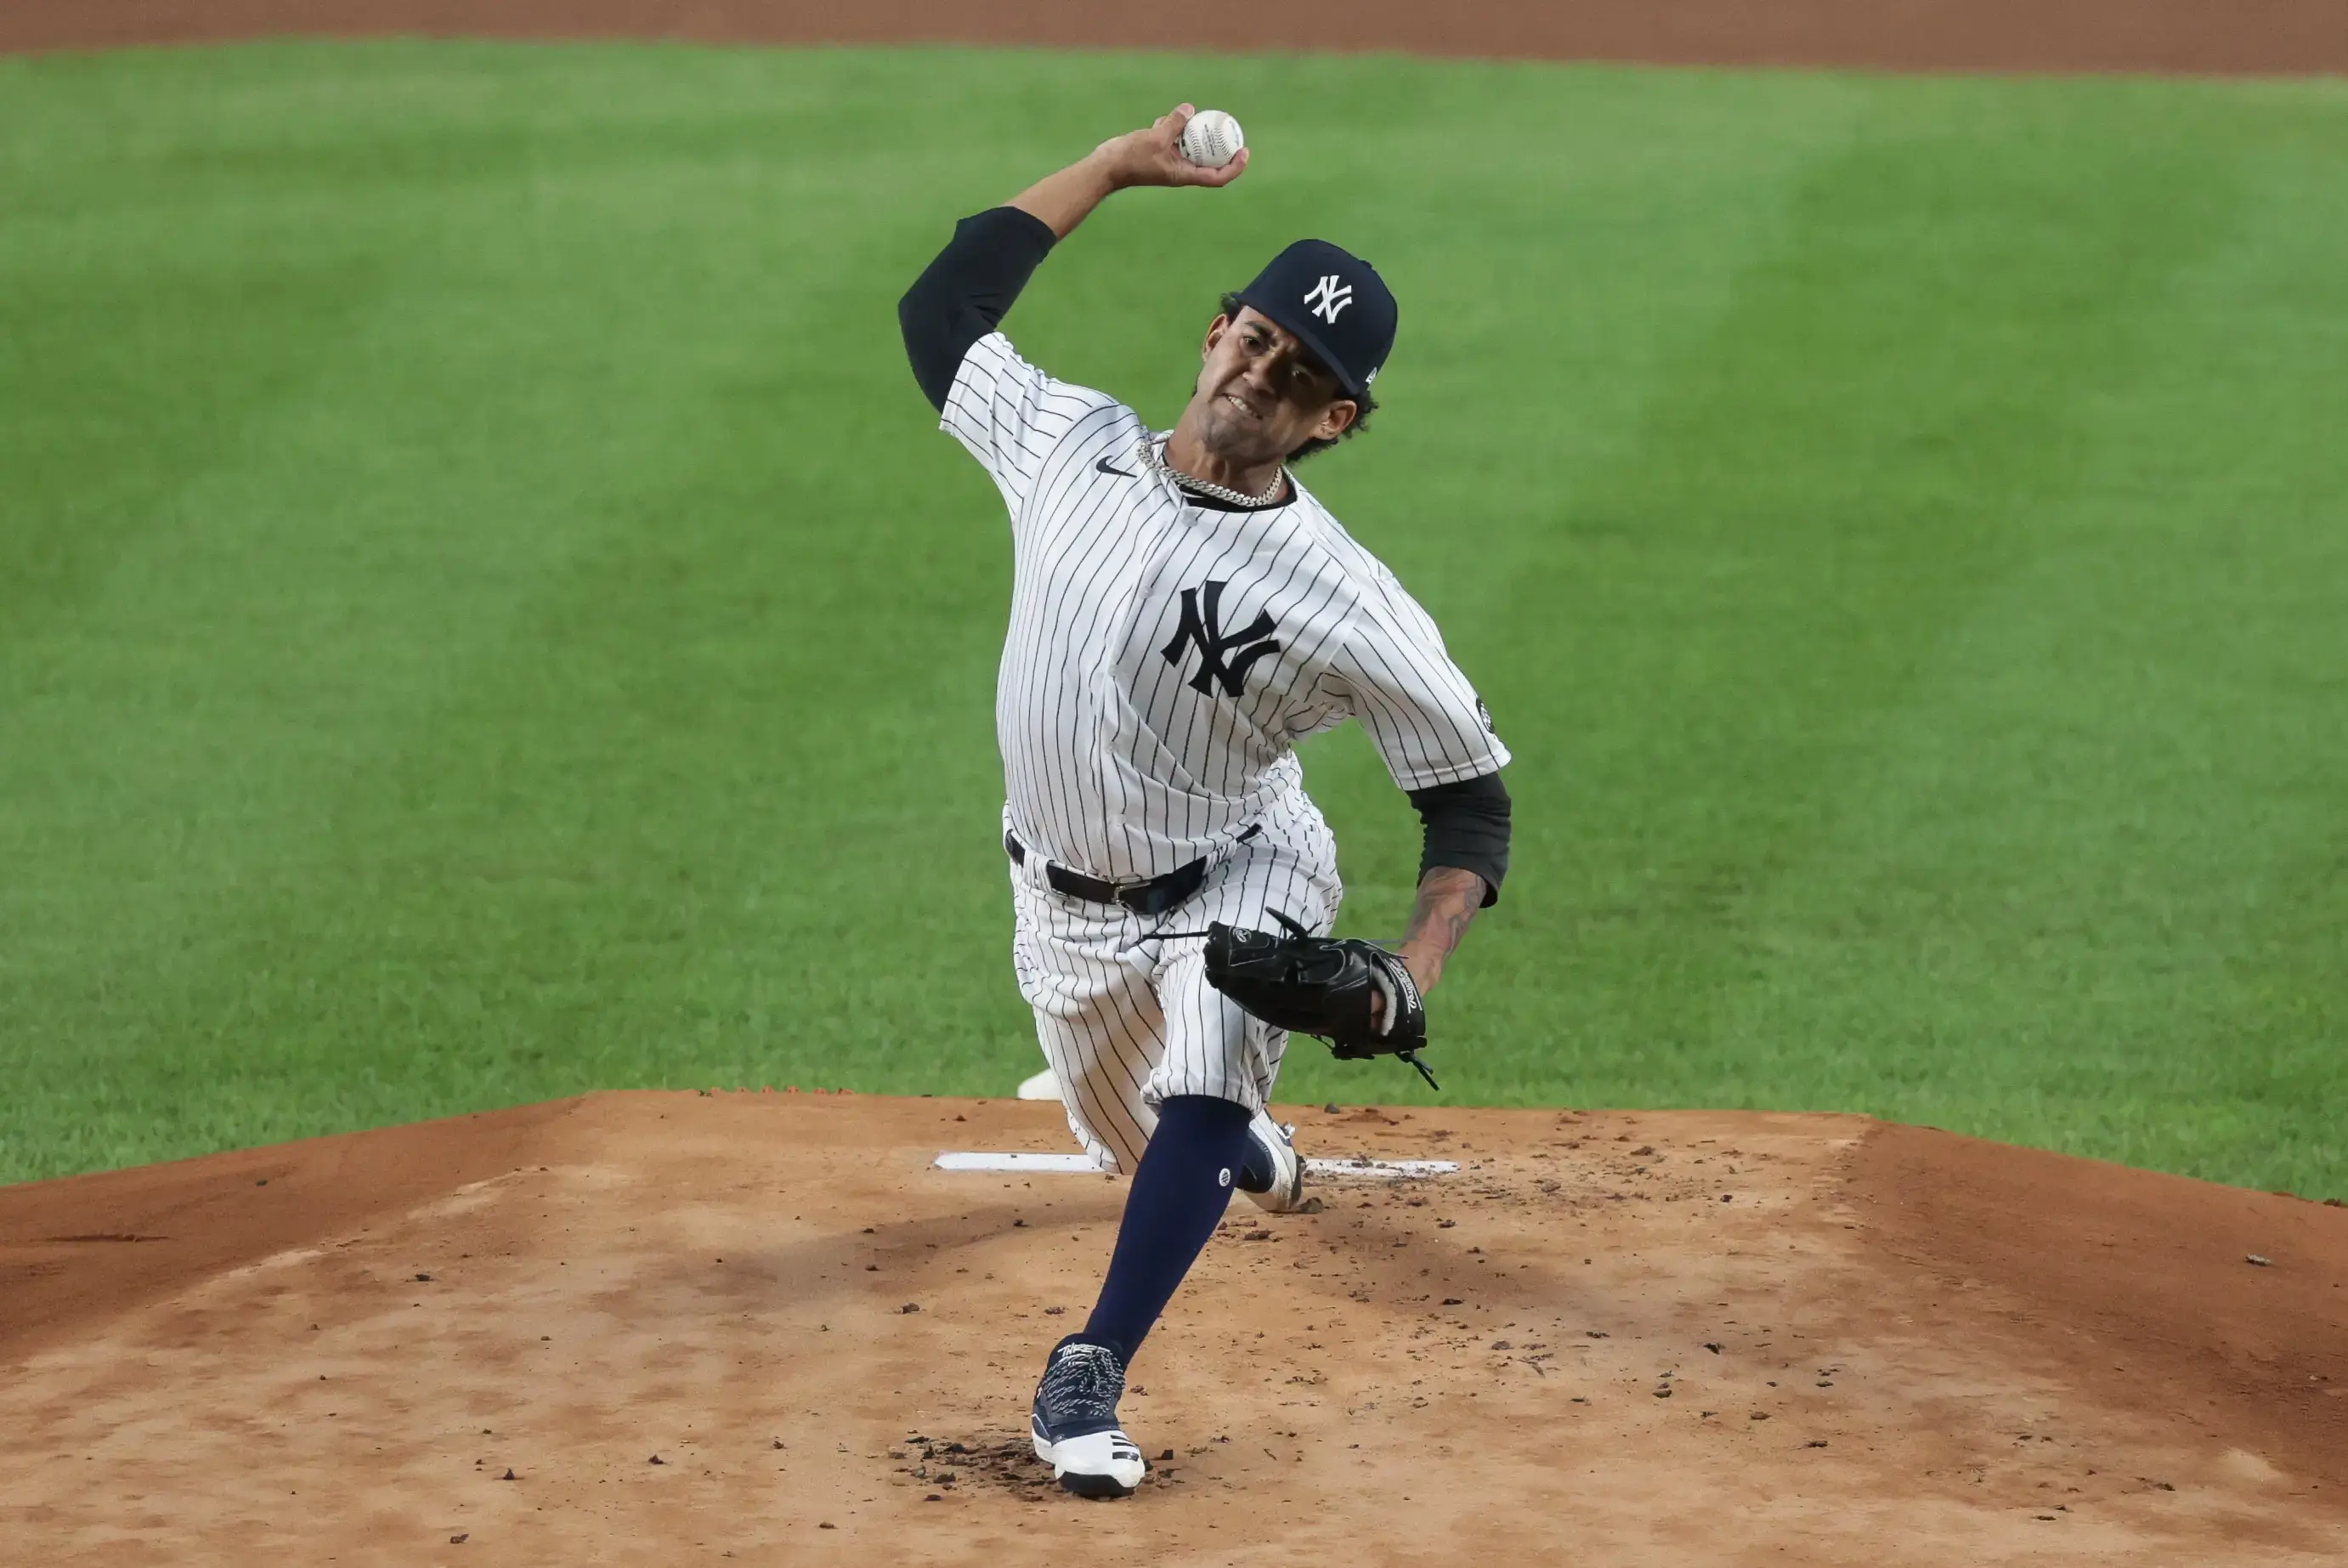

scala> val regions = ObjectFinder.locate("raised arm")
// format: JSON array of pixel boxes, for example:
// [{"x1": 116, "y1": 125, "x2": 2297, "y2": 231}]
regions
[
  {"x1": 1007, "y1": 103, "x2": 1248, "y2": 238},
  {"x1": 897, "y1": 208, "x2": 1058, "y2": 411},
  {"x1": 897, "y1": 105, "x2": 1248, "y2": 410}
]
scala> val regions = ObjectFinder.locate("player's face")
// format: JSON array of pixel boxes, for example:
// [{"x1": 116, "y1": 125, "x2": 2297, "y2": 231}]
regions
[{"x1": 1192, "y1": 309, "x2": 1359, "y2": 462}]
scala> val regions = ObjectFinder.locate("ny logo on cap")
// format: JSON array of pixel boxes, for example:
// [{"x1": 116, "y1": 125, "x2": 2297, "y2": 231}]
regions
[{"x1": 1302, "y1": 274, "x2": 1353, "y2": 325}]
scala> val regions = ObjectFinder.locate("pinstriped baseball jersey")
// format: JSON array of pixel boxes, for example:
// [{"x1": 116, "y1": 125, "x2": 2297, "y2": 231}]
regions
[{"x1": 942, "y1": 331, "x2": 1508, "y2": 882}]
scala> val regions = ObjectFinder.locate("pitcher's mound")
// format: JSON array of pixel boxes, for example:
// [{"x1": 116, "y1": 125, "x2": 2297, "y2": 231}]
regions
[{"x1": 3, "y1": 1092, "x2": 2344, "y2": 1564}]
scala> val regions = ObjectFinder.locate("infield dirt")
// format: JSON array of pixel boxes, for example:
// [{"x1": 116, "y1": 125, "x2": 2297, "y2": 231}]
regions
[{"x1": 3, "y1": 1091, "x2": 2344, "y2": 1565}]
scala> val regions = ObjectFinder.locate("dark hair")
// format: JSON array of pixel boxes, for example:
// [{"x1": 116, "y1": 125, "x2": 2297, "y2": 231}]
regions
[{"x1": 1217, "y1": 292, "x2": 1377, "y2": 462}]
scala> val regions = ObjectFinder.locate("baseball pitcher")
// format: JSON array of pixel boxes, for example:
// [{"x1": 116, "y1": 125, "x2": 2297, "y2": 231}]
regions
[{"x1": 897, "y1": 105, "x2": 1513, "y2": 1497}]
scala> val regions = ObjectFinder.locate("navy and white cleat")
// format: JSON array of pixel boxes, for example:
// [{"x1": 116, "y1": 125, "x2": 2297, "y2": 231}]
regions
[
  {"x1": 1029, "y1": 1335, "x2": 1147, "y2": 1498},
  {"x1": 1242, "y1": 1117, "x2": 1317, "y2": 1214}
]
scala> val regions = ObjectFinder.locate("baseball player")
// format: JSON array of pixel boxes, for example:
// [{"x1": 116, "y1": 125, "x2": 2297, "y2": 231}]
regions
[{"x1": 898, "y1": 105, "x2": 1512, "y2": 1497}]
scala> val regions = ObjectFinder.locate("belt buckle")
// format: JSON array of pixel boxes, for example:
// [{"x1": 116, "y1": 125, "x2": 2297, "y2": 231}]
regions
[{"x1": 1122, "y1": 862, "x2": 1201, "y2": 920}]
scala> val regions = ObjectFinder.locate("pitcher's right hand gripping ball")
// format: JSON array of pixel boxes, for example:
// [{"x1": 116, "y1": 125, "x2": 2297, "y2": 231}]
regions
[
  {"x1": 1203, "y1": 914, "x2": 1432, "y2": 1080},
  {"x1": 1177, "y1": 109, "x2": 1245, "y2": 169}
]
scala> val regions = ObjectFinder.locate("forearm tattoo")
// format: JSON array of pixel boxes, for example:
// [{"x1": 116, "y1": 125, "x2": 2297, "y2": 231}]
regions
[{"x1": 1400, "y1": 865, "x2": 1487, "y2": 991}]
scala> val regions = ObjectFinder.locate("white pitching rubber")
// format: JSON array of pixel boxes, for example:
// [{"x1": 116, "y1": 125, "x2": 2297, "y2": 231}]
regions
[
  {"x1": 934, "y1": 1151, "x2": 1107, "y2": 1174},
  {"x1": 934, "y1": 1151, "x2": 1457, "y2": 1178}
]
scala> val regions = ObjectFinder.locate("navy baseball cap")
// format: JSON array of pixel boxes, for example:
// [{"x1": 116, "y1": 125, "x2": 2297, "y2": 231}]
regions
[{"x1": 1235, "y1": 239, "x2": 1396, "y2": 399}]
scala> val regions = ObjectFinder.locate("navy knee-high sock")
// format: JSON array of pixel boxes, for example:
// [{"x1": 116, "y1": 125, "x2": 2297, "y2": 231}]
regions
[{"x1": 1083, "y1": 1095, "x2": 1254, "y2": 1365}]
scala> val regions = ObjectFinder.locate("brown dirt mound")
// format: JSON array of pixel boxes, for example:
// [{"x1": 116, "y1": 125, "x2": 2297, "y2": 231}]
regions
[
  {"x1": 5, "y1": 0, "x2": 2346, "y2": 75},
  {"x1": 3, "y1": 1091, "x2": 2342, "y2": 1565}
]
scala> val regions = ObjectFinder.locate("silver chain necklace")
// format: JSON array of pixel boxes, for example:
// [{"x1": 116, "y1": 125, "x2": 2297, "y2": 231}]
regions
[{"x1": 1141, "y1": 433, "x2": 1287, "y2": 508}]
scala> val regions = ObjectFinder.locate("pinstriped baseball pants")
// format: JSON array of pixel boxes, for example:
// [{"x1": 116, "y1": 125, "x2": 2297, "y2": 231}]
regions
[{"x1": 1009, "y1": 791, "x2": 1343, "y2": 1174}]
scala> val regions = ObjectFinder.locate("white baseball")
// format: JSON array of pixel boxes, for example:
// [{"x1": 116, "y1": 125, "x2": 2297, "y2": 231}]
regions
[{"x1": 1179, "y1": 109, "x2": 1245, "y2": 169}]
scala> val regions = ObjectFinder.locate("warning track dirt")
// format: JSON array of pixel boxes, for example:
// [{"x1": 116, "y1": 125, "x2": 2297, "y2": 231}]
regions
[
  {"x1": 4, "y1": 0, "x2": 2345, "y2": 76},
  {"x1": 3, "y1": 1092, "x2": 2342, "y2": 1563}
]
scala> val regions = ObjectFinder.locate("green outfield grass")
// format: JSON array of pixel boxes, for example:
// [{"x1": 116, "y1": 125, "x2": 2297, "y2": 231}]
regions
[{"x1": 3, "y1": 42, "x2": 2344, "y2": 1192}]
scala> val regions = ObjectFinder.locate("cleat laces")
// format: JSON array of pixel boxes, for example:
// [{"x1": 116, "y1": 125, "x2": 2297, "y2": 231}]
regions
[{"x1": 1037, "y1": 1342, "x2": 1125, "y2": 1432}]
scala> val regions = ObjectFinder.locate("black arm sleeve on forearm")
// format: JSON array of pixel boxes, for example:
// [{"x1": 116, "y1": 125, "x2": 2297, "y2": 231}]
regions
[
  {"x1": 897, "y1": 206, "x2": 1059, "y2": 412},
  {"x1": 1408, "y1": 771, "x2": 1513, "y2": 909}
]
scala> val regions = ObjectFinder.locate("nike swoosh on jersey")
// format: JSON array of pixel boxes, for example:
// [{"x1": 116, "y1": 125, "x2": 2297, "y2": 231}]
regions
[{"x1": 1095, "y1": 456, "x2": 1137, "y2": 478}]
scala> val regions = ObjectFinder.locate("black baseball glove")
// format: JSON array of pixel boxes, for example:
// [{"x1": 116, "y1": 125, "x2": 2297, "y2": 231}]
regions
[{"x1": 1202, "y1": 912, "x2": 1439, "y2": 1088}]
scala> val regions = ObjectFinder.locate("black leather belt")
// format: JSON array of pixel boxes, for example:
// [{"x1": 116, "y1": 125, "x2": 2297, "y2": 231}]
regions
[{"x1": 1004, "y1": 827, "x2": 1254, "y2": 918}]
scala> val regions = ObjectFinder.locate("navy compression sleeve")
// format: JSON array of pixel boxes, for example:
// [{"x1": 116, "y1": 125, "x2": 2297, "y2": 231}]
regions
[
  {"x1": 1407, "y1": 771, "x2": 1513, "y2": 908},
  {"x1": 897, "y1": 206, "x2": 1059, "y2": 411}
]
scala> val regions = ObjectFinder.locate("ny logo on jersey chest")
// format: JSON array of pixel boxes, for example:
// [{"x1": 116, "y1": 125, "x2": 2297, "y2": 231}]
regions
[{"x1": 1162, "y1": 580, "x2": 1281, "y2": 698}]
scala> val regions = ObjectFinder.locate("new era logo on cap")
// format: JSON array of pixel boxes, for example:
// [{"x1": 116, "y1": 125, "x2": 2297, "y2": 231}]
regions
[{"x1": 1236, "y1": 240, "x2": 1396, "y2": 399}]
